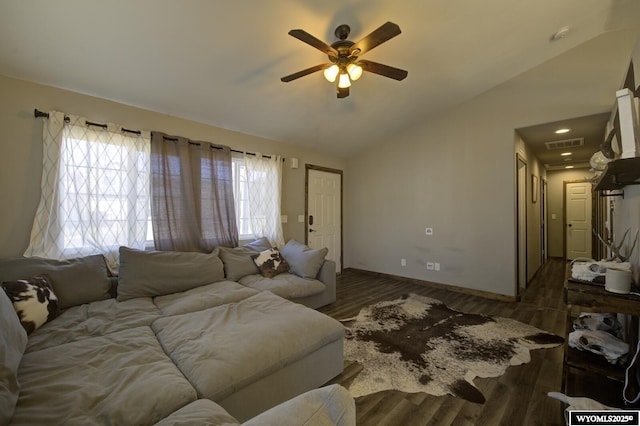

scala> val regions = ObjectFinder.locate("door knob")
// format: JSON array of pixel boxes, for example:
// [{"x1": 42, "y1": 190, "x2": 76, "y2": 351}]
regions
[
  {"x1": 568, "y1": 224, "x2": 573, "y2": 227},
  {"x1": 309, "y1": 228, "x2": 316, "y2": 233}
]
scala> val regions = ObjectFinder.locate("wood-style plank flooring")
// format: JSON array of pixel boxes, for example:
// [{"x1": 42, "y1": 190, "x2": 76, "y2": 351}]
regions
[{"x1": 319, "y1": 258, "x2": 568, "y2": 426}]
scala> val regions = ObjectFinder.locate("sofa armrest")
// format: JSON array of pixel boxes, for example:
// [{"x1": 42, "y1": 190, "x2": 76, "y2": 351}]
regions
[
  {"x1": 242, "y1": 384, "x2": 355, "y2": 426},
  {"x1": 154, "y1": 399, "x2": 240, "y2": 426},
  {"x1": 317, "y1": 260, "x2": 336, "y2": 303}
]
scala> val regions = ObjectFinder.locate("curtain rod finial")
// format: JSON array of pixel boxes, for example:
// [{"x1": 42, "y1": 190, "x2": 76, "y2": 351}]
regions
[{"x1": 34, "y1": 109, "x2": 49, "y2": 119}]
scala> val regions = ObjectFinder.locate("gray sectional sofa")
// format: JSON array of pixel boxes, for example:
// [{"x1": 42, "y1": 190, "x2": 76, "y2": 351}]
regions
[{"x1": 0, "y1": 238, "x2": 354, "y2": 425}]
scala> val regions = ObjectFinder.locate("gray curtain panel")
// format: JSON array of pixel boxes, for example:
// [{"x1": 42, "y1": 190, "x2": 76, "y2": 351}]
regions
[{"x1": 150, "y1": 132, "x2": 238, "y2": 252}]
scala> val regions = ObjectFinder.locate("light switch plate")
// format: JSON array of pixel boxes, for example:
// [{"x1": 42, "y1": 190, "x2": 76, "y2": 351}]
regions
[{"x1": 298, "y1": 215, "x2": 305, "y2": 223}]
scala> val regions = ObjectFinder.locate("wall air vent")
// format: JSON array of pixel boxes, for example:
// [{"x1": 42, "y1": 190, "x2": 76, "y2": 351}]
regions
[{"x1": 544, "y1": 138, "x2": 584, "y2": 150}]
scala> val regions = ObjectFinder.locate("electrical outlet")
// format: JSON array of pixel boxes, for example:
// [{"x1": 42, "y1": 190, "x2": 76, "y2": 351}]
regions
[
  {"x1": 425, "y1": 227, "x2": 433, "y2": 236},
  {"x1": 426, "y1": 262, "x2": 434, "y2": 270},
  {"x1": 280, "y1": 215, "x2": 288, "y2": 223},
  {"x1": 401, "y1": 259, "x2": 406, "y2": 267},
  {"x1": 435, "y1": 262, "x2": 440, "y2": 271}
]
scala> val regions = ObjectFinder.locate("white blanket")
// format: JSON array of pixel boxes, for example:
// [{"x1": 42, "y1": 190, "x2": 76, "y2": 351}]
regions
[{"x1": 571, "y1": 260, "x2": 630, "y2": 282}]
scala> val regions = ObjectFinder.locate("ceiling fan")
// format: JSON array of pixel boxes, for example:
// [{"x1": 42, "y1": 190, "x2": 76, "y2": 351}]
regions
[{"x1": 281, "y1": 21, "x2": 408, "y2": 98}]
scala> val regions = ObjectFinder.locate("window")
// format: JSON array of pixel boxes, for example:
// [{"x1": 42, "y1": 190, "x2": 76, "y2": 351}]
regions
[
  {"x1": 60, "y1": 124, "x2": 152, "y2": 258},
  {"x1": 232, "y1": 157, "x2": 254, "y2": 238},
  {"x1": 25, "y1": 112, "x2": 152, "y2": 269}
]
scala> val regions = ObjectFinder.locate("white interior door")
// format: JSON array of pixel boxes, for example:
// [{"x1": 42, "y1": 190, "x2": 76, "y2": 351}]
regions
[
  {"x1": 307, "y1": 168, "x2": 341, "y2": 272},
  {"x1": 565, "y1": 181, "x2": 592, "y2": 260}
]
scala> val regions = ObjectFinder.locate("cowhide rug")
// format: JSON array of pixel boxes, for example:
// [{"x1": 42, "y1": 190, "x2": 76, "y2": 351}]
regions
[{"x1": 341, "y1": 293, "x2": 564, "y2": 403}]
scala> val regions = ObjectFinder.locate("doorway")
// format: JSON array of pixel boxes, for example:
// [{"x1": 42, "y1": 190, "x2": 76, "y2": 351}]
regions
[
  {"x1": 564, "y1": 181, "x2": 593, "y2": 260},
  {"x1": 540, "y1": 178, "x2": 548, "y2": 265},
  {"x1": 305, "y1": 165, "x2": 343, "y2": 272},
  {"x1": 516, "y1": 154, "x2": 527, "y2": 293}
]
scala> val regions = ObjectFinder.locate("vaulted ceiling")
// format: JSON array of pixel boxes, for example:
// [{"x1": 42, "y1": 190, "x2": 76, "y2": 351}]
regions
[{"x1": 1, "y1": 1, "x2": 639, "y2": 159}]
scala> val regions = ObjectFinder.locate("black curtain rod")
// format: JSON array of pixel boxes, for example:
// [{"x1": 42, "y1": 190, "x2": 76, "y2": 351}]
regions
[
  {"x1": 35, "y1": 109, "x2": 284, "y2": 161},
  {"x1": 161, "y1": 135, "x2": 283, "y2": 161},
  {"x1": 34, "y1": 109, "x2": 142, "y2": 135}
]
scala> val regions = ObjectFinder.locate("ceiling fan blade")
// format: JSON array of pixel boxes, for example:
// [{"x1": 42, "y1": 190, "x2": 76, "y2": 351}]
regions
[
  {"x1": 350, "y1": 22, "x2": 401, "y2": 56},
  {"x1": 281, "y1": 64, "x2": 327, "y2": 82},
  {"x1": 288, "y1": 29, "x2": 338, "y2": 56},
  {"x1": 337, "y1": 86, "x2": 350, "y2": 98},
  {"x1": 359, "y1": 60, "x2": 408, "y2": 81}
]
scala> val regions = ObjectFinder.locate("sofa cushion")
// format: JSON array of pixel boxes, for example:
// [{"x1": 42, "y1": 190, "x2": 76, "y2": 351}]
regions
[
  {"x1": 2, "y1": 275, "x2": 59, "y2": 334},
  {"x1": 218, "y1": 237, "x2": 273, "y2": 281},
  {"x1": 25, "y1": 296, "x2": 161, "y2": 353},
  {"x1": 0, "y1": 291, "x2": 27, "y2": 425},
  {"x1": 280, "y1": 240, "x2": 328, "y2": 279},
  {"x1": 252, "y1": 248, "x2": 290, "y2": 278},
  {"x1": 0, "y1": 254, "x2": 111, "y2": 309},
  {"x1": 238, "y1": 273, "x2": 325, "y2": 300},
  {"x1": 154, "y1": 399, "x2": 240, "y2": 426},
  {"x1": 152, "y1": 291, "x2": 344, "y2": 402},
  {"x1": 154, "y1": 280, "x2": 260, "y2": 316},
  {"x1": 117, "y1": 246, "x2": 225, "y2": 301},
  {"x1": 11, "y1": 327, "x2": 197, "y2": 425}
]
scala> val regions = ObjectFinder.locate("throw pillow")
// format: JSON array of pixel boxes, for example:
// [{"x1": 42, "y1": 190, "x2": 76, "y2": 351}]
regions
[
  {"x1": 117, "y1": 247, "x2": 225, "y2": 301},
  {"x1": 280, "y1": 240, "x2": 328, "y2": 279},
  {"x1": 0, "y1": 254, "x2": 111, "y2": 309},
  {"x1": 1, "y1": 275, "x2": 59, "y2": 334},
  {"x1": 252, "y1": 248, "x2": 290, "y2": 278},
  {"x1": 218, "y1": 237, "x2": 274, "y2": 281}
]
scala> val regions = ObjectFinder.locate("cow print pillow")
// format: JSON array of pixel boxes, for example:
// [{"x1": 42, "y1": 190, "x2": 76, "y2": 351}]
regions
[
  {"x1": 2, "y1": 275, "x2": 59, "y2": 334},
  {"x1": 252, "y1": 248, "x2": 290, "y2": 278}
]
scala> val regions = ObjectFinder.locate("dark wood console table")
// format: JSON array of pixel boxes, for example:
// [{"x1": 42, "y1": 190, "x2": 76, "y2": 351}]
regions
[{"x1": 563, "y1": 271, "x2": 640, "y2": 408}]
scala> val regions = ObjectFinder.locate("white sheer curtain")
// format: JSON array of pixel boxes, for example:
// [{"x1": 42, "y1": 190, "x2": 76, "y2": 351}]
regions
[
  {"x1": 25, "y1": 111, "x2": 151, "y2": 269},
  {"x1": 243, "y1": 153, "x2": 284, "y2": 247}
]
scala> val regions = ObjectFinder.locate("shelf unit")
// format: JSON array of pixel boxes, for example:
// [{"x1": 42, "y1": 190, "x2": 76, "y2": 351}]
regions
[
  {"x1": 594, "y1": 157, "x2": 640, "y2": 192},
  {"x1": 562, "y1": 271, "x2": 640, "y2": 408}
]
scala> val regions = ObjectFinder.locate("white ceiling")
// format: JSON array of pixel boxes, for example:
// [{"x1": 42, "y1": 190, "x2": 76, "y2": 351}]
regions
[{"x1": 1, "y1": 0, "x2": 639, "y2": 158}]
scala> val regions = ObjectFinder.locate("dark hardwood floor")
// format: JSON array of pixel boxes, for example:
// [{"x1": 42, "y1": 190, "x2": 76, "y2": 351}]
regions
[{"x1": 319, "y1": 258, "x2": 569, "y2": 426}]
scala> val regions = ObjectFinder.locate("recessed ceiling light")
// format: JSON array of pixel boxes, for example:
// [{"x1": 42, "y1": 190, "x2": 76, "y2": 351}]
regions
[
  {"x1": 565, "y1": 165, "x2": 574, "y2": 169},
  {"x1": 555, "y1": 128, "x2": 571, "y2": 134},
  {"x1": 561, "y1": 152, "x2": 572, "y2": 156}
]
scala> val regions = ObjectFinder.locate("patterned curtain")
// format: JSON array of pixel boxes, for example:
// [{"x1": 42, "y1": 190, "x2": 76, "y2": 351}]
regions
[
  {"x1": 25, "y1": 111, "x2": 151, "y2": 269},
  {"x1": 243, "y1": 153, "x2": 284, "y2": 248},
  {"x1": 150, "y1": 132, "x2": 238, "y2": 252}
]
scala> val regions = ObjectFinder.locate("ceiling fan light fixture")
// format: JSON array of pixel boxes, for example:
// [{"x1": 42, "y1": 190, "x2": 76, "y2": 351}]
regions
[
  {"x1": 323, "y1": 64, "x2": 339, "y2": 82},
  {"x1": 347, "y1": 63, "x2": 363, "y2": 81},
  {"x1": 338, "y1": 72, "x2": 351, "y2": 88},
  {"x1": 281, "y1": 21, "x2": 408, "y2": 98}
]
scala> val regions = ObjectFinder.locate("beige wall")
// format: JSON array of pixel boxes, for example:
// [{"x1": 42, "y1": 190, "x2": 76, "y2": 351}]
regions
[
  {"x1": 546, "y1": 168, "x2": 595, "y2": 258},
  {"x1": 0, "y1": 75, "x2": 347, "y2": 257},
  {"x1": 344, "y1": 31, "x2": 637, "y2": 297},
  {"x1": 345, "y1": 92, "x2": 517, "y2": 296}
]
